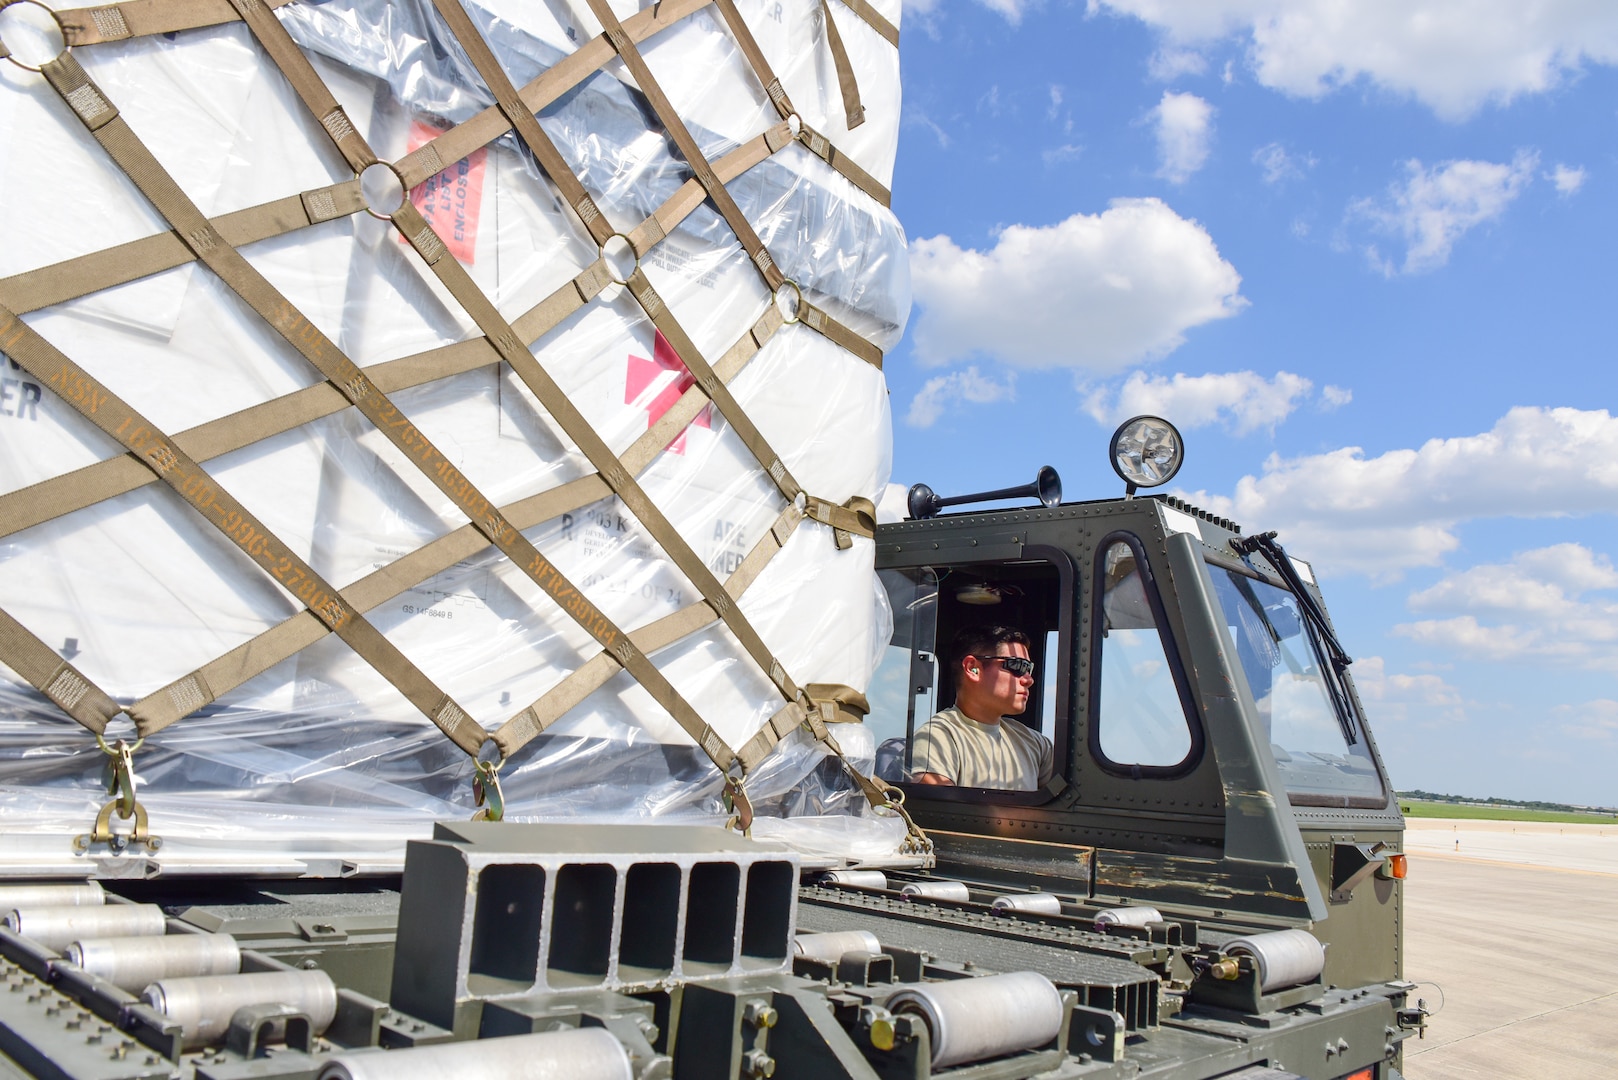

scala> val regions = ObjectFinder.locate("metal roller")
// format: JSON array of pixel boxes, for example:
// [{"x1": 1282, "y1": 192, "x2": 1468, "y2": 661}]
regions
[
  {"x1": 1225, "y1": 929, "x2": 1326, "y2": 993},
  {"x1": 144, "y1": 970, "x2": 336, "y2": 1050},
  {"x1": 66, "y1": 933, "x2": 240, "y2": 992},
  {"x1": 317, "y1": 1027, "x2": 634, "y2": 1080},
  {"x1": 794, "y1": 931, "x2": 882, "y2": 963},
  {"x1": 887, "y1": 971, "x2": 1064, "y2": 1068},
  {"x1": 992, "y1": 893, "x2": 1063, "y2": 915},
  {"x1": 1093, "y1": 906, "x2": 1162, "y2": 930},
  {"x1": 0, "y1": 883, "x2": 104, "y2": 910},
  {"x1": 817, "y1": 870, "x2": 889, "y2": 890},
  {"x1": 900, "y1": 881, "x2": 971, "y2": 902},
  {"x1": 4, "y1": 904, "x2": 166, "y2": 950}
]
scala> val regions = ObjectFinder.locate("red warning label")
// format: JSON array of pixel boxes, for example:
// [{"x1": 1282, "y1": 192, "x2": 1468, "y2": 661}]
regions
[{"x1": 406, "y1": 120, "x2": 487, "y2": 264}]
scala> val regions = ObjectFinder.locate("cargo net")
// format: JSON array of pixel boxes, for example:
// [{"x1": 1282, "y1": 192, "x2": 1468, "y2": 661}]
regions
[{"x1": 0, "y1": 0, "x2": 925, "y2": 867}]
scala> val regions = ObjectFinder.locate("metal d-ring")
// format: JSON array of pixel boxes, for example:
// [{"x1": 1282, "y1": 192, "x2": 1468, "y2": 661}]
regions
[
  {"x1": 93, "y1": 730, "x2": 144, "y2": 756},
  {"x1": 0, "y1": 0, "x2": 67, "y2": 74},
  {"x1": 358, "y1": 160, "x2": 409, "y2": 222},
  {"x1": 600, "y1": 232, "x2": 639, "y2": 287},
  {"x1": 774, "y1": 279, "x2": 802, "y2": 325}
]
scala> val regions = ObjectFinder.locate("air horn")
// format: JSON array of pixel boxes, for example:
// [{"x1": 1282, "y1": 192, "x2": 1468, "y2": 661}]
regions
[{"x1": 907, "y1": 466, "x2": 1063, "y2": 520}]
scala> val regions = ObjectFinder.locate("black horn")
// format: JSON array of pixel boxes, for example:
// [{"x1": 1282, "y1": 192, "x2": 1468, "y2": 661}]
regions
[{"x1": 907, "y1": 466, "x2": 1062, "y2": 520}]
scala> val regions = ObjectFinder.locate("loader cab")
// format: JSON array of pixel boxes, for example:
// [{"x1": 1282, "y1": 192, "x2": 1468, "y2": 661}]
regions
[{"x1": 866, "y1": 420, "x2": 1406, "y2": 989}]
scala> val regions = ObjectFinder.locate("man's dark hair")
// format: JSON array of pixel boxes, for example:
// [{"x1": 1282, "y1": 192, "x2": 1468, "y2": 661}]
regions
[{"x1": 948, "y1": 624, "x2": 1031, "y2": 689}]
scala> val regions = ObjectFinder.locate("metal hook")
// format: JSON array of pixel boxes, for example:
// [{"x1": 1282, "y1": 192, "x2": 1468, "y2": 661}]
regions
[{"x1": 472, "y1": 758, "x2": 505, "y2": 821}]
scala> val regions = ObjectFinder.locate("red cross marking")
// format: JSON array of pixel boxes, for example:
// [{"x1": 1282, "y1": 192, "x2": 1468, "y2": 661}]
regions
[{"x1": 625, "y1": 330, "x2": 711, "y2": 454}]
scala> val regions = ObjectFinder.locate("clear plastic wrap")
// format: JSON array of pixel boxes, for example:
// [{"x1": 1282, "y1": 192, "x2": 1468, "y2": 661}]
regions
[{"x1": 0, "y1": 0, "x2": 911, "y2": 871}]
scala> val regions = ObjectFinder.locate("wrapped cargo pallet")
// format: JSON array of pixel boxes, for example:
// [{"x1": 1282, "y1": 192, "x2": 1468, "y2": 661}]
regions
[{"x1": 0, "y1": 0, "x2": 918, "y2": 873}]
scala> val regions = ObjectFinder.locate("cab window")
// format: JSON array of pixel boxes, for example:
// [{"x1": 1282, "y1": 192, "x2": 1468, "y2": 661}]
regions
[
  {"x1": 866, "y1": 556, "x2": 1070, "y2": 794},
  {"x1": 1208, "y1": 566, "x2": 1384, "y2": 802},
  {"x1": 1090, "y1": 538, "x2": 1201, "y2": 775}
]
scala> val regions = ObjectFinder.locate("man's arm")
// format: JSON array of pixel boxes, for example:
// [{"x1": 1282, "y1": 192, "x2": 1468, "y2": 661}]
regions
[
  {"x1": 909, "y1": 720, "x2": 958, "y2": 786},
  {"x1": 1036, "y1": 731, "x2": 1056, "y2": 787}
]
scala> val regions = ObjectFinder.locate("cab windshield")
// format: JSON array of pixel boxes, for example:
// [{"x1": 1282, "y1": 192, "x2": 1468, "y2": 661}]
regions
[{"x1": 1208, "y1": 568, "x2": 1384, "y2": 802}]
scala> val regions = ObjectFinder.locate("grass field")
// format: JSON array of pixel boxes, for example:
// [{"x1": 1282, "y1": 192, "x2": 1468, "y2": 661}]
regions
[{"x1": 1400, "y1": 800, "x2": 1618, "y2": 824}]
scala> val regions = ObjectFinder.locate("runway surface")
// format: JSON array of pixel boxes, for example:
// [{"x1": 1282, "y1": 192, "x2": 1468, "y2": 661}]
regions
[{"x1": 1399, "y1": 819, "x2": 1618, "y2": 1079}]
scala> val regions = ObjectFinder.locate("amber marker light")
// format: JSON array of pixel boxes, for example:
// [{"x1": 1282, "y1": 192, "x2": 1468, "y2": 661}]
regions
[{"x1": 1378, "y1": 853, "x2": 1409, "y2": 880}]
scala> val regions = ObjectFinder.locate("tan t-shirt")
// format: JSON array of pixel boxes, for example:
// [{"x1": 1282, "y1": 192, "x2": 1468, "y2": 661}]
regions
[{"x1": 910, "y1": 707, "x2": 1054, "y2": 790}]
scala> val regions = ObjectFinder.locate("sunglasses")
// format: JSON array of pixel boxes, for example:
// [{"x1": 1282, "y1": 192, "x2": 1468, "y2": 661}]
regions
[{"x1": 981, "y1": 655, "x2": 1036, "y2": 678}]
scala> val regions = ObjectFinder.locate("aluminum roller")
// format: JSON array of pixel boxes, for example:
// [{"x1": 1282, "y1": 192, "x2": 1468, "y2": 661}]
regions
[
  {"x1": 66, "y1": 933, "x2": 240, "y2": 992},
  {"x1": 4, "y1": 904, "x2": 166, "y2": 950},
  {"x1": 900, "y1": 880, "x2": 971, "y2": 902},
  {"x1": 1225, "y1": 929, "x2": 1326, "y2": 993},
  {"x1": 794, "y1": 931, "x2": 882, "y2": 963},
  {"x1": 144, "y1": 970, "x2": 336, "y2": 1050},
  {"x1": 317, "y1": 1027, "x2": 634, "y2": 1080},
  {"x1": 991, "y1": 892, "x2": 1063, "y2": 915},
  {"x1": 817, "y1": 870, "x2": 889, "y2": 889},
  {"x1": 887, "y1": 971, "x2": 1064, "y2": 1068},
  {"x1": 1093, "y1": 906, "x2": 1162, "y2": 930},
  {"x1": 0, "y1": 883, "x2": 104, "y2": 910}
]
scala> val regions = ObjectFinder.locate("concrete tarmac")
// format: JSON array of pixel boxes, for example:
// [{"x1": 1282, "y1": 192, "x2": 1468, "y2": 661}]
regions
[{"x1": 1400, "y1": 819, "x2": 1618, "y2": 1079}]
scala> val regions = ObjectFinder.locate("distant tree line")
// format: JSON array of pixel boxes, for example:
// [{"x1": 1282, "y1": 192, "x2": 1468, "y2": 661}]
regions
[{"x1": 1398, "y1": 789, "x2": 1616, "y2": 816}]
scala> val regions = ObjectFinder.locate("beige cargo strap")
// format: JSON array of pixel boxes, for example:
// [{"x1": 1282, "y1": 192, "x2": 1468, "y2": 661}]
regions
[
  {"x1": 586, "y1": 0, "x2": 784, "y2": 287},
  {"x1": 805, "y1": 495, "x2": 876, "y2": 549},
  {"x1": 0, "y1": 605, "x2": 120, "y2": 735},
  {"x1": 54, "y1": 0, "x2": 295, "y2": 45},
  {"x1": 622, "y1": 267, "x2": 806, "y2": 505},
  {"x1": 394, "y1": 0, "x2": 710, "y2": 191},
  {"x1": 46, "y1": 211, "x2": 777, "y2": 738},
  {"x1": 132, "y1": 299, "x2": 786, "y2": 745},
  {"x1": 819, "y1": 0, "x2": 865, "y2": 130},
  {"x1": 733, "y1": 681, "x2": 931, "y2": 858},
  {"x1": 0, "y1": 297, "x2": 487, "y2": 756},
  {"x1": 7, "y1": 2, "x2": 911, "y2": 841},
  {"x1": 586, "y1": 0, "x2": 887, "y2": 362},
  {"x1": 835, "y1": 0, "x2": 899, "y2": 47},
  {"x1": 37, "y1": 52, "x2": 710, "y2": 764},
  {"x1": 0, "y1": 118, "x2": 779, "y2": 546},
  {"x1": 496, "y1": 496, "x2": 806, "y2": 758},
  {"x1": 710, "y1": 0, "x2": 893, "y2": 208},
  {"x1": 426, "y1": 0, "x2": 613, "y2": 246},
  {"x1": 244, "y1": 96, "x2": 805, "y2": 722},
  {"x1": 0, "y1": 179, "x2": 365, "y2": 317}
]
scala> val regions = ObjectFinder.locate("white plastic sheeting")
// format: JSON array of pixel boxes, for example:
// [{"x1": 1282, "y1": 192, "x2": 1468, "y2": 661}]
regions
[{"x1": 0, "y1": 0, "x2": 909, "y2": 870}]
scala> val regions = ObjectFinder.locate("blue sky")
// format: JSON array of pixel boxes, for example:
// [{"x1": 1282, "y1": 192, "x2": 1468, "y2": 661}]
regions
[{"x1": 882, "y1": 0, "x2": 1618, "y2": 806}]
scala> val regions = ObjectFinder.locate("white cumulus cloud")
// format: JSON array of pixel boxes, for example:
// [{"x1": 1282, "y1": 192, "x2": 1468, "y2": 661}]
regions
[
  {"x1": 906, "y1": 0, "x2": 1039, "y2": 25},
  {"x1": 1349, "y1": 151, "x2": 1538, "y2": 274},
  {"x1": 1552, "y1": 700, "x2": 1618, "y2": 742},
  {"x1": 1253, "y1": 142, "x2": 1314, "y2": 185},
  {"x1": 1179, "y1": 406, "x2": 1618, "y2": 578},
  {"x1": 1081, "y1": 370, "x2": 1317, "y2": 435},
  {"x1": 909, "y1": 199, "x2": 1246, "y2": 373},
  {"x1": 1087, "y1": 0, "x2": 1618, "y2": 120},
  {"x1": 1152, "y1": 91, "x2": 1216, "y2": 183},
  {"x1": 1394, "y1": 545, "x2": 1618, "y2": 670},
  {"x1": 1351, "y1": 656, "x2": 1467, "y2": 725},
  {"x1": 1148, "y1": 48, "x2": 1209, "y2": 81},
  {"x1": 1548, "y1": 163, "x2": 1587, "y2": 195},
  {"x1": 905, "y1": 367, "x2": 1016, "y2": 428}
]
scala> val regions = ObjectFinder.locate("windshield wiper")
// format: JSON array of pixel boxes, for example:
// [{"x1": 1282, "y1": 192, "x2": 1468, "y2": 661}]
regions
[{"x1": 1232, "y1": 530, "x2": 1359, "y2": 744}]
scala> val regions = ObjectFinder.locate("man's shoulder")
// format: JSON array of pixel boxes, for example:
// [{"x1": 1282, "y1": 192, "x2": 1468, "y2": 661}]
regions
[
  {"x1": 1003, "y1": 719, "x2": 1054, "y2": 751},
  {"x1": 916, "y1": 708, "x2": 969, "y2": 742}
]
